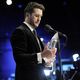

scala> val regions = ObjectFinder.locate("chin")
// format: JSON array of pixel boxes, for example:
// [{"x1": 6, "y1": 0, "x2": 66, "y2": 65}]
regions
[{"x1": 35, "y1": 24, "x2": 39, "y2": 27}]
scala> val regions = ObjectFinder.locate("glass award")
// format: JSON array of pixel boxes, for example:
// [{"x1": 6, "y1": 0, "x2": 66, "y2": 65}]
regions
[{"x1": 45, "y1": 32, "x2": 59, "y2": 72}]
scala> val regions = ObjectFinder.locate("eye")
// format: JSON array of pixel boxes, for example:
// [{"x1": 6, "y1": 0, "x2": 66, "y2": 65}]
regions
[{"x1": 35, "y1": 14, "x2": 39, "y2": 17}]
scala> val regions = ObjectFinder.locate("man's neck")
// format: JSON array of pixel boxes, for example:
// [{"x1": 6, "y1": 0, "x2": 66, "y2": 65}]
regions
[{"x1": 23, "y1": 21, "x2": 34, "y2": 32}]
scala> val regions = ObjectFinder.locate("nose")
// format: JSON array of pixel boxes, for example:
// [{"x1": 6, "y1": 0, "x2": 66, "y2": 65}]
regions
[{"x1": 38, "y1": 17, "x2": 41, "y2": 22}]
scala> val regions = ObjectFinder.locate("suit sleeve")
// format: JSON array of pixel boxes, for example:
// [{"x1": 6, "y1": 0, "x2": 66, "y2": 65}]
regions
[{"x1": 10, "y1": 29, "x2": 38, "y2": 65}]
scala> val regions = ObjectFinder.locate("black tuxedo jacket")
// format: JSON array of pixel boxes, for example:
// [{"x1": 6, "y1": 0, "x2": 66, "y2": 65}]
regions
[{"x1": 10, "y1": 23, "x2": 46, "y2": 80}]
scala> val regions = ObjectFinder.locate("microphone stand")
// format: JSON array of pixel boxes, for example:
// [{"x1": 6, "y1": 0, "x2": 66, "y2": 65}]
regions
[
  {"x1": 57, "y1": 32, "x2": 64, "y2": 80},
  {"x1": 44, "y1": 26, "x2": 68, "y2": 80}
]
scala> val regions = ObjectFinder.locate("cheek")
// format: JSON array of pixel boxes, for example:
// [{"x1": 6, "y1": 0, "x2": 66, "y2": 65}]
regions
[
  {"x1": 30, "y1": 16, "x2": 34, "y2": 23},
  {"x1": 30, "y1": 16, "x2": 39, "y2": 24},
  {"x1": 33, "y1": 17, "x2": 37, "y2": 21},
  {"x1": 31, "y1": 16, "x2": 36, "y2": 21}
]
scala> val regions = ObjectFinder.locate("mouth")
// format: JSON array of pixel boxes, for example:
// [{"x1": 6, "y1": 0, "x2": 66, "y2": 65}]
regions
[{"x1": 36, "y1": 21, "x2": 40, "y2": 25}]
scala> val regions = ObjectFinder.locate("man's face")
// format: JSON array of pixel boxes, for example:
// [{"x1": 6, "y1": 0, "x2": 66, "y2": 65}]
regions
[{"x1": 29, "y1": 8, "x2": 43, "y2": 28}]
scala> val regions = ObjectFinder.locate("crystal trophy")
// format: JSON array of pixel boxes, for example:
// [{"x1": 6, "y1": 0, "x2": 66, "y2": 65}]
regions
[{"x1": 45, "y1": 32, "x2": 59, "y2": 72}]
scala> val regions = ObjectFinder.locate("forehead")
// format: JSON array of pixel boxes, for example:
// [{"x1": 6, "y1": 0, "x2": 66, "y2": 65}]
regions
[{"x1": 33, "y1": 8, "x2": 43, "y2": 15}]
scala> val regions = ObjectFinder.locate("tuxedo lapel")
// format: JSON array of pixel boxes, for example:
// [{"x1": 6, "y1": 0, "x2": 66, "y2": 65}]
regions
[{"x1": 21, "y1": 23, "x2": 42, "y2": 52}]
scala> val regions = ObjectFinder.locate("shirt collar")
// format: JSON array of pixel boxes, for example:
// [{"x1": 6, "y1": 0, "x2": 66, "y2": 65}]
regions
[{"x1": 23, "y1": 21, "x2": 34, "y2": 32}]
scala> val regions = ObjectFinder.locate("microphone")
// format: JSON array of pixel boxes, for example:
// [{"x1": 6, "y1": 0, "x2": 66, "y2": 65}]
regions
[{"x1": 45, "y1": 24, "x2": 67, "y2": 38}]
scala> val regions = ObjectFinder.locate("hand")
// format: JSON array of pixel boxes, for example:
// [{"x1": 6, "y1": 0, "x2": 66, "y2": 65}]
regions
[
  {"x1": 44, "y1": 54, "x2": 56, "y2": 67},
  {"x1": 41, "y1": 45, "x2": 57, "y2": 59},
  {"x1": 50, "y1": 47, "x2": 57, "y2": 58}
]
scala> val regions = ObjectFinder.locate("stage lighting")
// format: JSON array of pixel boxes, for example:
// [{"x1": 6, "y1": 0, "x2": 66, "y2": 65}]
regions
[
  {"x1": 40, "y1": 38, "x2": 44, "y2": 42},
  {"x1": 8, "y1": 73, "x2": 15, "y2": 80},
  {"x1": 6, "y1": 0, "x2": 12, "y2": 5},
  {"x1": 52, "y1": 71, "x2": 56, "y2": 75},
  {"x1": 44, "y1": 69, "x2": 51, "y2": 76},
  {"x1": 72, "y1": 53, "x2": 79, "y2": 61}
]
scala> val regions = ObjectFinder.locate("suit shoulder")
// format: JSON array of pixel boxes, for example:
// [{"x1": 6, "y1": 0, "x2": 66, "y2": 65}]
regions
[{"x1": 16, "y1": 23, "x2": 29, "y2": 31}]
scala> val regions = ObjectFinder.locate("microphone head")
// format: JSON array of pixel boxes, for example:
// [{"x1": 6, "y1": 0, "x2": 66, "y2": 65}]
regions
[
  {"x1": 44, "y1": 24, "x2": 67, "y2": 38},
  {"x1": 45, "y1": 24, "x2": 54, "y2": 31}
]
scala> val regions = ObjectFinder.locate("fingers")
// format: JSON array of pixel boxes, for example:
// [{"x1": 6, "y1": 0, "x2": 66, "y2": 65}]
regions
[
  {"x1": 43, "y1": 45, "x2": 57, "y2": 59},
  {"x1": 50, "y1": 48, "x2": 57, "y2": 57},
  {"x1": 55, "y1": 48, "x2": 57, "y2": 53},
  {"x1": 44, "y1": 45, "x2": 48, "y2": 50}
]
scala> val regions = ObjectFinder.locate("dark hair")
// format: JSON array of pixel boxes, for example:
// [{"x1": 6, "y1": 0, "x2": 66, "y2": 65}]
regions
[{"x1": 24, "y1": 2, "x2": 45, "y2": 16}]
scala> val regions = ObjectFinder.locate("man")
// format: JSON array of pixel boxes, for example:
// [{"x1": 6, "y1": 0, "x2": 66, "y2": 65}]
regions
[{"x1": 10, "y1": 2, "x2": 57, "y2": 80}]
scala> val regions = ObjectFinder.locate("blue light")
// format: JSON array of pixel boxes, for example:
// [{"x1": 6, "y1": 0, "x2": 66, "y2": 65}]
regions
[
  {"x1": 18, "y1": 4, "x2": 23, "y2": 8},
  {"x1": 1, "y1": 38, "x2": 16, "y2": 79},
  {"x1": 62, "y1": 64, "x2": 74, "y2": 71}
]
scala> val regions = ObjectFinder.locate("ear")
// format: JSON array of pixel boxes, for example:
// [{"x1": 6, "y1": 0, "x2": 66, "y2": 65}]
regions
[
  {"x1": 25, "y1": 13, "x2": 30, "y2": 21},
  {"x1": 25, "y1": 13, "x2": 30, "y2": 17}
]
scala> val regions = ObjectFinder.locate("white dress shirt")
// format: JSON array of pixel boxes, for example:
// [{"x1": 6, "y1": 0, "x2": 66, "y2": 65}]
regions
[{"x1": 23, "y1": 21, "x2": 42, "y2": 63}]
